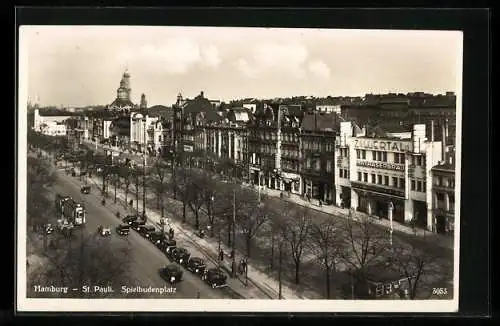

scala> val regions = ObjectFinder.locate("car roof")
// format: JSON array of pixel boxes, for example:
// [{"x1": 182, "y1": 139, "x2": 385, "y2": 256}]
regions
[
  {"x1": 208, "y1": 268, "x2": 223, "y2": 274},
  {"x1": 175, "y1": 247, "x2": 187, "y2": 252},
  {"x1": 165, "y1": 264, "x2": 180, "y2": 270},
  {"x1": 191, "y1": 257, "x2": 204, "y2": 263},
  {"x1": 144, "y1": 225, "x2": 155, "y2": 229},
  {"x1": 119, "y1": 224, "x2": 130, "y2": 227}
]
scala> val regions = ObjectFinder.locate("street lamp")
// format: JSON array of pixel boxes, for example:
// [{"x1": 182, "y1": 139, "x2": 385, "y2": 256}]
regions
[{"x1": 388, "y1": 201, "x2": 394, "y2": 246}]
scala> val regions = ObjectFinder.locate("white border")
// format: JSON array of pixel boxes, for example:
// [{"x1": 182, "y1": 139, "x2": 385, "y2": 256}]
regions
[{"x1": 16, "y1": 26, "x2": 462, "y2": 313}]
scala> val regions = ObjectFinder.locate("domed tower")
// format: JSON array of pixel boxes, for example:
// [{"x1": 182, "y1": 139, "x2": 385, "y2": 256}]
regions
[
  {"x1": 140, "y1": 93, "x2": 147, "y2": 110},
  {"x1": 117, "y1": 69, "x2": 131, "y2": 101},
  {"x1": 176, "y1": 92, "x2": 184, "y2": 106}
]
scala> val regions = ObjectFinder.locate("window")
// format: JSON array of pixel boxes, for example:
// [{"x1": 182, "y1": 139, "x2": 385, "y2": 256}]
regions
[
  {"x1": 383, "y1": 152, "x2": 387, "y2": 162},
  {"x1": 399, "y1": 178, "x2": 405, "y2": 189},
  {"x1": 345, "y1": 170, "x2": 349, "y2": 179},
  {"x1": 364, "y1": 173, "x2": 368, "y2": 182},
  {"x1": 411, "y1": 180, "x2": 416, "y2": 190},
  {"x1": 411, "y1": 156, "x2": 415, "y2": 165},
  {"x1": 384, "y1": 176, "x2": 389, "y2": 186},
  {"x1": 358, "y1": 172, "x2": 362, "y2": 181},
  {"x1": 326, "y1": 160, "x2": 332, "y2": 172},
  {"x1": 423, "y1": 182, "x2": 426, "y2": 191},
  {"x1": 315, "y1": 159, "x2": 321, "y2": 171},
  {"x1": 339, "y1": 169, "x2": 344, "y2": 178},
  {"x1": 356, "y1": 150, "x2": 361, "y2": 159},
  {"x1": 436, "y1": 192, "x2": 444, "y2": 201},
  {"x1": 417, "y1": 181, "x2": 423, "y2": 192},
  {"x1": 371, "y1": 174, "x2": 376, "y2": 183},
  {"x1": 416, "y1": 156, "x2": 422, "y2": 166},
  {"x1": 362, "y1": 150, "x2": 367, "y2": 159},
  {"x1": 449, "y1": 177, "x2": 455, "y2": 188},
  {"x1": 377, "y1": 175, "x2": 382, "y2": 184},
  {"x1": 306, "y1": 158, "x2": 311, "y2": 169},
  {"x1": 392, "y1": 177, "x2": 398, "y2": 187},
  {"x1": 394, "y1": 153, "x2": 399, "y2": 164}
]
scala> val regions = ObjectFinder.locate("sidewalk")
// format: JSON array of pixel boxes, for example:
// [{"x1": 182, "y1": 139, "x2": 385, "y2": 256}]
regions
[
  {"x1": 243, "y1": 183, "x2": 454, "y2": 251},
  {"x1": 83, "y1": 172, "x2": 299, "y2": 299}
]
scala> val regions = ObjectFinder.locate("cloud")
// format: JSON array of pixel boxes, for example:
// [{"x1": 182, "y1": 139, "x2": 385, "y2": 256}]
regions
[
  {"x1": 235, "y1": 41, "x2": 309, "y2": 79},
  {"x1": 308, "y1": 60, "x2": 331, "y2": 79},
  {"x1": 200, "y1": 45, "x2": 222, "y2": 69}
]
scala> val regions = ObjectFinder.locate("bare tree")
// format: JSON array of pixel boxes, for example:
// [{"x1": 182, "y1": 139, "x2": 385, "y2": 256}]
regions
[
  {"x1": 132, "y1": 168, "x2": 141, "y2": 213},
  {"x1": 389, "y1": 241, "x2": 437, "y2": 299},
  {"x1": 152, "y1": 159, "x2": 169, "y2": 218},
  {"x1": 172, "y1": 166, "x2": 190, "y2": 223},
  {"x1": 235, "y1": 188, "x2": 268, "y2": 258},
  {"x1": 340, "y1": 211, "x2": 390, "y2": 283},
  {"x1": 119, "y1": 166, "x2": 132, "y2": 209},
  {"x1": 282, "y1": 206, "x2": 312, "y2": 285},
  {"x1": 310, "y1": 220, "x2": 344, "y2": 299},
  {"x1": 186, "y1": 171, "x2": 209, "y2": 230}
]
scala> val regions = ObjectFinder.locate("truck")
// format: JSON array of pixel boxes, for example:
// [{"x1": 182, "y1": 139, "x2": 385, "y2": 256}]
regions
[
  {"x1": 55, "y1": 194, "x2": 72, "y2": 216},
  {"x1": 62, "y1": 198, "x2": 86, "y2": 226}
]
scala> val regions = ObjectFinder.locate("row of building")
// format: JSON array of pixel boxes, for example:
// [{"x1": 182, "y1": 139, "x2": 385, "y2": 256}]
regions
[{"x1": 30, "y1": 70, "x2": 456, "y2": 235}]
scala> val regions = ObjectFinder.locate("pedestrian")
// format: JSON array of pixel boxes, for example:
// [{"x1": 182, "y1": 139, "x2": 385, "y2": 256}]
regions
[
  {"x1": 219, "y1": 249, "x2": 224, "y2": 262},
  {"x1": 230, "y1": 249, "x2": 235, "y2": 260}
]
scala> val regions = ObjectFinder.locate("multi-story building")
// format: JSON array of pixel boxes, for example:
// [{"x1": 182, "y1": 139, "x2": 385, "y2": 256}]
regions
[
  {"x1": 335, "y1": 122, "x2": 443, "y2": 230},
  {"x1": 247, "y1": 104, "x2": 303, "y2": 191},
  {"x1": 431, "y1": 153, "x2": 456, "y2": 234},
  {"x1": 300, "y1": 112, "x2": 340, "y2": 203},
  {"x1": 33, "y1": 108, "x2": 74, "y2": 132}
]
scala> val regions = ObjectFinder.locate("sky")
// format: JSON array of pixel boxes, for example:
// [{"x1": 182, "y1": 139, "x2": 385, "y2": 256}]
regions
[{"x1": 20, "y1": 26, "x2": 463, "y2": 107}]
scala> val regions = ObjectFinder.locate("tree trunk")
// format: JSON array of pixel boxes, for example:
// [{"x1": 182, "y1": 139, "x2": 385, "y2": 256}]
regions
[
  {"x1": 325, "y1": 264, "x2": 331, "y2": 299},
  {"x1": 124, "y1": 187, "x2": 128, "y2": 208},
  {"x1": 246, "y1": 236, "x2": 252, "y2": 258},
  {"x1": 114, "y1": 178, "x2": 117, "y2": 203},
  {"x1": 195, "y1": 209, "x2": 200, "y2": 230},
  {"x1": 160, "y1": 196, "x2": 164, "y2": 218},
  {"x1": 270, "y1": 234, "x2": 275, "y2": 269},
  {"x1": 182, "y1": 201, "x2": 187, "y2": 223},
  {"x1": 295, "y1": 260, "x2": 300, "y2": 285},
  {"x1": 227, "y1": 224, "x2": 232, "y2": 247}
]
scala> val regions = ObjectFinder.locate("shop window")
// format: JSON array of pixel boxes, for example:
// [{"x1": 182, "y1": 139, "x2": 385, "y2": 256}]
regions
[
  {"x1": 411, "y1": 180, "x2": 416, "y2": 191},
  {"x1": 363, "y1": 173, "x2": 368, "y2": 182}
]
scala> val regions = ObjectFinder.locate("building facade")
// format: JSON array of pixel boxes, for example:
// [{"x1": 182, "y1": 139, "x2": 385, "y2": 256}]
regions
[
  {"x1": 335, "y1": 122, "x2": 442, "y2": 230},
  {"x1": 431, "y1": 156, "x2": 456, "y2": 234}
]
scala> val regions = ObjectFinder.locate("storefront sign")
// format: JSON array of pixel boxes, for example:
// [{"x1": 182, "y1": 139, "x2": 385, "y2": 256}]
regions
[
  {"x1": 351, "y1": 181, "x2": 405, "y2": 198},
  {"x1": 354, "y1": 139, "x2": 412, "y2": 152},
  {"x1": 357, "y1": 160, "x2": 405, "y2": 171}
]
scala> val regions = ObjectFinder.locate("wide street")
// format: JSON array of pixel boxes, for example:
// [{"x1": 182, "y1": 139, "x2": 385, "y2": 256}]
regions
[{"x1": 45, "y1": 161, "x2": 240, "y2": 299}]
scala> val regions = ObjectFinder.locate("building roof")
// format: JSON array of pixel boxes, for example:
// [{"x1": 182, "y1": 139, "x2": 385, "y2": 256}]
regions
[
  {"x1": 109, "y1": 98, "x2": 135, "y2": 108},
  {"x1": 37, "y1": 109, "x2": 81, "y2": 117},
  {"x1": 301, "y1": 113, "x2": 340, "y2": 132},
  {"x1": 432, "y1": 162, "x2": 455, "y2": 172},
  {"x1": 181, "y1": 92, "x2": 215, "y2": 114},
  {"x1": 228, "y1": 107, "x2": 251, "y2": 123},
  {"x1": 147, "y1": 105, "x2": 174, "y2": 118}
]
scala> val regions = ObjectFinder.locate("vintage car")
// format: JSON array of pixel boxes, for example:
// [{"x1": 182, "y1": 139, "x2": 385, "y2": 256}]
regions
[
  {"x1": 80, "y1": 185, "x2": 91, "y2": 194},
  {"x1": 160, "y1": 239, "x2": 177, "y2": 257},
  {"x1": 138, "y1": 225, "x2": 156, "y2": 239},
  {"x1": 116, "y1": 224, "x2": 130, "y2": 236},
  {"x1": 202, "y1": 268, "x2": 228, "y2": 289},
  {"x1": 149, "y1": 230, "x2": 167, "y2": 246},
  {"x1": 171, "y1": 247, "x2": 191, "y2": 265},
  {"x1": 185, "y1": 257, "x2": 207, "y2": 276},
  {"x1": 130, "y1": 219, "x2": 146, "y2": 231},
  {"x1": 159, "y1": 264, "x2": 183, "y2": 284},
  {"x1": 98, "y1": 225, "x2": 111, "y2": 236},
  {"x1": 122, "y1": 215, "x2": 138, "y2": 225}
]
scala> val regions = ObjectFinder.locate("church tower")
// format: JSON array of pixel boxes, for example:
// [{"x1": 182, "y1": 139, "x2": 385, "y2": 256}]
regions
[
  {"x1": 140, "y1": 93, "x2": 148, "y2": 110},
  {"x1": 117, "y1": 69, "x2": 132, "y2": 102}
]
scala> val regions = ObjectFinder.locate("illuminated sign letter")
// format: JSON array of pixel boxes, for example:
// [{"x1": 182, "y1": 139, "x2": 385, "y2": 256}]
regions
[
  {"x1": 373, "y1": 141, "x2": 378, "y2": 149},
  {"x1": 380, "y1": 142, "x2": 386, "y2": 150},
  {"x1": 392, "y1": 142, "x2": 399, "y2": 151}
]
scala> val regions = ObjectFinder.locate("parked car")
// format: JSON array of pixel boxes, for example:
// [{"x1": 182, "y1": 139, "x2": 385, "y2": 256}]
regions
[
  {"x1": 97, "y1": 225, "x2": 111, "y2": 237},
  {"x1": 149, "y1": 230, "x2": 167, "y2": 246},
  {"x1": 80, "y1": 185, "x2": 90, "y2": 194},
  {"x1": 116, "y1": 224, "x2": 130, "y2": 236},
  {"x1": 122, "y1": 215, "x2": 138, "y2": 225},
  {"x1": 138, "y1": 225, "x2": 156, "y2": 239},
  {"x1": 159, "y1": 264, "x2": 183, "y2": 284},
  {"x1": 130, "y1": 219, "x2": 146, "y2": 231},
  {"x1": 171, "y1": 247, "x2": 191, "y2": 265},
  {"x1": 202, "y1": 268, "x2": 228, "y2": 289},
  {"x1": 160, "y1": 239, "x2": 177, "y2": 257},
  {"x1": 185, "y1": 257, "x2": 207, "y2": 277}
]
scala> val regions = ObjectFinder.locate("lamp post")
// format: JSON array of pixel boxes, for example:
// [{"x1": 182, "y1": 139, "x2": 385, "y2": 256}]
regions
[{"x1": 388, "y1": 201, "x2": 394, "y2": 246}]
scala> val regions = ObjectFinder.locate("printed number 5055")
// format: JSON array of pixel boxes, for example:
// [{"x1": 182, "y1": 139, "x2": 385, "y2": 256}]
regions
[{"x1": 432, "y1": 288, "x2": 448, "y2": 295}]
